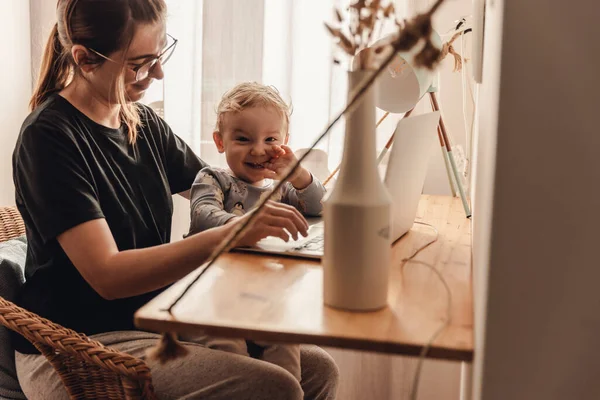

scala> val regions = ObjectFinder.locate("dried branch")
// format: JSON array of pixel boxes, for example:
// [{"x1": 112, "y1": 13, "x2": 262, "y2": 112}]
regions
[
  {"x1": 326, "y1": 0, "x2": 405, "y2": 70},
  {"x1": 350, "y1": 0, "x2": 368, "y2": 12},
  {"x1": 382, "y1": 3, "x2": 394, "y2": 18},
  {"x1": 161, "y1": 0, "x2": 448, "y2": 349},
  {"x1": 369, "y1": 0, "x2": 382, "y2": 13},
  {"x1": 325, "y1": 23, "x2": 356, "y2": 56},
  {"x1": 334, "y1": 7, "x2": 344, "y2": 23}
]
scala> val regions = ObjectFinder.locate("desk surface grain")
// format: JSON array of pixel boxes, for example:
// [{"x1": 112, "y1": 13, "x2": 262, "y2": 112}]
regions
[{"x1": 135, "y1": 195, "x2": 473, "y2": 362}]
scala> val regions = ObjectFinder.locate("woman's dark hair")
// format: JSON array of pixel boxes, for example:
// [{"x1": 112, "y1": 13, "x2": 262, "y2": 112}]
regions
[{"x1": 31, "y1": 0, "x2": 166, "y2": 143}]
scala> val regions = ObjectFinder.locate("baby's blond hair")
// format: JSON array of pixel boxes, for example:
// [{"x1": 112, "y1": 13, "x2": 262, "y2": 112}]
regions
[{"x1": 215, "y1": 82, "x2": 292, "y2": 135}]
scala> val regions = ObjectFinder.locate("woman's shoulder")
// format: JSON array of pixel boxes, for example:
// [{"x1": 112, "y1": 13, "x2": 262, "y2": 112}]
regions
[
  {"x1": 137, "y1": 102, "x2": 161, "y2": 123},
  {"x1": 24, "y1": 94, "x2": 72, "y2": 124},
  {"x1": 135, "y1": 103, "x2": 174, "y2": 144},
  {"x1": 18, "y1": 95, "x2": 79, "y2": 144},
  {"x1": 136, "y1": 103, "x2": 169, "y2": 134}
]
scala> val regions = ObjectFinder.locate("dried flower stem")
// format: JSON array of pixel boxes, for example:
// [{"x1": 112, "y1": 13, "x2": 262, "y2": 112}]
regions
[
  {"x1": 164, "y1": 0, "x2": 447, "y2": 316},
  {"x1": 165, "y1": 48, "x2": 399, "y2": 316},
  {"x1": 329, "y1": 0, "x2": 399, "y2": 69}
]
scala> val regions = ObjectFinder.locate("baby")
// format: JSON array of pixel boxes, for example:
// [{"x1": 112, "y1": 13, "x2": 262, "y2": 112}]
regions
[{"x1": 187, "y1": 82, "x2": 327, "y2": 381}]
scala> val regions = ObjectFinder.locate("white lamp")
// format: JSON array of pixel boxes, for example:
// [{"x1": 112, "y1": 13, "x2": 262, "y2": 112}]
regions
[{"x1": 361, "y1": 35, "x2": 439, "y2": 113}]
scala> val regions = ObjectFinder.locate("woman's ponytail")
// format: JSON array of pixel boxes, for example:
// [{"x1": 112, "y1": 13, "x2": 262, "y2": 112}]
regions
[
  {"x1": 29, "y1": 23, "x2": 71, "y2": 111},
  {"x1": 30, "y1": 0, "x2": 166, "y2": 144}
]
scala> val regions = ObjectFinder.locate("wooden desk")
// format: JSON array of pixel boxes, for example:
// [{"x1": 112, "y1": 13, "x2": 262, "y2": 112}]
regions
[{"x1": 135, "y1": 195, "x2": 473, "y2": 362}]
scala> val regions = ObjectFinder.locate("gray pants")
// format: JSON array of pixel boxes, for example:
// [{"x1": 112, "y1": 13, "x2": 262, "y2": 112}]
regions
[
  {"x1": 194, "y1": 334, "x2": 301, "y2": 382},
  {"x1": 15, "y1": 331, "x2": 339, "y2": 400}
]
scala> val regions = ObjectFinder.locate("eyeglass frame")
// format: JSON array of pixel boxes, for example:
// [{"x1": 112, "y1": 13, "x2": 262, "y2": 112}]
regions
[{"x1": 88, "y1": 33, "x2": 178, "y2": 82}]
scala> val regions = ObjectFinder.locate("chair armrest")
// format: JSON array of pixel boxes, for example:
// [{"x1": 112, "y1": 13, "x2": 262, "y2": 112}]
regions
[
  {"x1": 0, "y1": 297, "x2": 156, "y2": 398},
  {"x1": 0, "y1": 207, "x2": 26, "y2": 242}
]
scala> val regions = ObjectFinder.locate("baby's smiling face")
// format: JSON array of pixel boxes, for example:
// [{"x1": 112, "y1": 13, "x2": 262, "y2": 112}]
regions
[{"x1": 213, "y1": 106, "x2": 287, "y2": 185}]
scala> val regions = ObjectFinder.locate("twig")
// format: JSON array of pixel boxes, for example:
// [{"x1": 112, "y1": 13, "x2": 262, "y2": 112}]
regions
[
  {"x1": 164, "y1": 0, "x2": 448, "y2": 315},
  {"x1": 165, "y1": 45, "x2": 400, "y2": 315}
]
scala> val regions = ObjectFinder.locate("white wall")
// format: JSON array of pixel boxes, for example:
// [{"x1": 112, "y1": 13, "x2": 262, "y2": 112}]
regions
[
  {"x1": 470, "y1": 0, "x2": 502, "y2": 397},
  {"x1": 0, "y1": 1, "x2": 32, "y2": 206},
  {"x1": 473, "y1": 0, "x2": 600, "y2": 399}
]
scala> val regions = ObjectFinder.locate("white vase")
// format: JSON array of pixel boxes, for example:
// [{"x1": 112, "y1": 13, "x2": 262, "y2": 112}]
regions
[{"x1": 323, "y1": 70, "x2": 392, "y2": 311}]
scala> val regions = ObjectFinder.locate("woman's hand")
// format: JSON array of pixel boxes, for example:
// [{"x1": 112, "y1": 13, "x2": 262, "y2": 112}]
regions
[
  {"x1": 56, "y1": 201, "x2": 308, "y2": 300},
  {"x1": 227, "y1": 200, "x2": 309, "y2": 247},
  {"x1": 264, "y1": 145, "x2": 313, "y2": 190}
]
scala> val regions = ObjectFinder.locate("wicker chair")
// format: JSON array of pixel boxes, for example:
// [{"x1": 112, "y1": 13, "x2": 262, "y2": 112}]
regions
[{"x1": 0, "y1": 207, "x2": 157, "y2": 399}]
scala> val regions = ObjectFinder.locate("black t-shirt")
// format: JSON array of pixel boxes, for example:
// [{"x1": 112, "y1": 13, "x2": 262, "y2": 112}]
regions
[{"x1": 11, "y1": 94, "x2": 206, "y2": 354}]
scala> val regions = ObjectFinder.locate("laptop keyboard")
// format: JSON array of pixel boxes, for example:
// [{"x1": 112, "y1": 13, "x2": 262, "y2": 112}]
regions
[
  {"x1": 293, "y1": 233, "x2": 324, "y2": 252},
  {"x1": 251, "y1": 222, "x2": 325, "y2": 258}
]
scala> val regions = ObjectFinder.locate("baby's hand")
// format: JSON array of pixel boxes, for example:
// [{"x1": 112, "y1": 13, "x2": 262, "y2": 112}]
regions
[{"x1": 264, "y1": 145, "x2": 312, "y2": 189}]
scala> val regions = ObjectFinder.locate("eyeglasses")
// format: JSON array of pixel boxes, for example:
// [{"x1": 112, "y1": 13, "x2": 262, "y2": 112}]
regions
[{"x1": 89, "y1": 33, "x2": 178, "y2": 82}]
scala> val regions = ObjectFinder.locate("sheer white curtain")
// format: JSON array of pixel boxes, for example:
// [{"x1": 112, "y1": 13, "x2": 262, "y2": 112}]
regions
[
  {"x1": 1, "y1": 0, "x2": 31, "y2": 207},
  {"x1": 159, "y1": 0, "x2": 467, "y2": 177},
  {"x1": 160, "y1": 0, "x2": 403, "y2": 180},
  {"x1": 162, "y1": 0, "x2": 338, "y2": 172}
]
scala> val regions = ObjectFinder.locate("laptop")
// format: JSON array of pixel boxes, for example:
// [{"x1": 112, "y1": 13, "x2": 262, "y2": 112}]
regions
[{"x1": 233, "y1": 111, "x2": 441, "y2": 259}]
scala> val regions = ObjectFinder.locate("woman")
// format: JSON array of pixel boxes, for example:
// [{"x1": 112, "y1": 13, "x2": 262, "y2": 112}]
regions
[{"x1": 12, "y1": 0, "x2": 339, "y2": 399}]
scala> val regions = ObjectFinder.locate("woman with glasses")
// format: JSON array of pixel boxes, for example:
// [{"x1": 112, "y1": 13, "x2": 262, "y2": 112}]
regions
[{"x1": 11, "y1": 0, "x2": 338, "y2": 399}]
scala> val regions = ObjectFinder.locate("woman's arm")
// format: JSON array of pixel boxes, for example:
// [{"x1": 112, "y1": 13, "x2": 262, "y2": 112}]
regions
[{"x1": 57, "y1": 201, "x2": 308, "y2": 300}]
